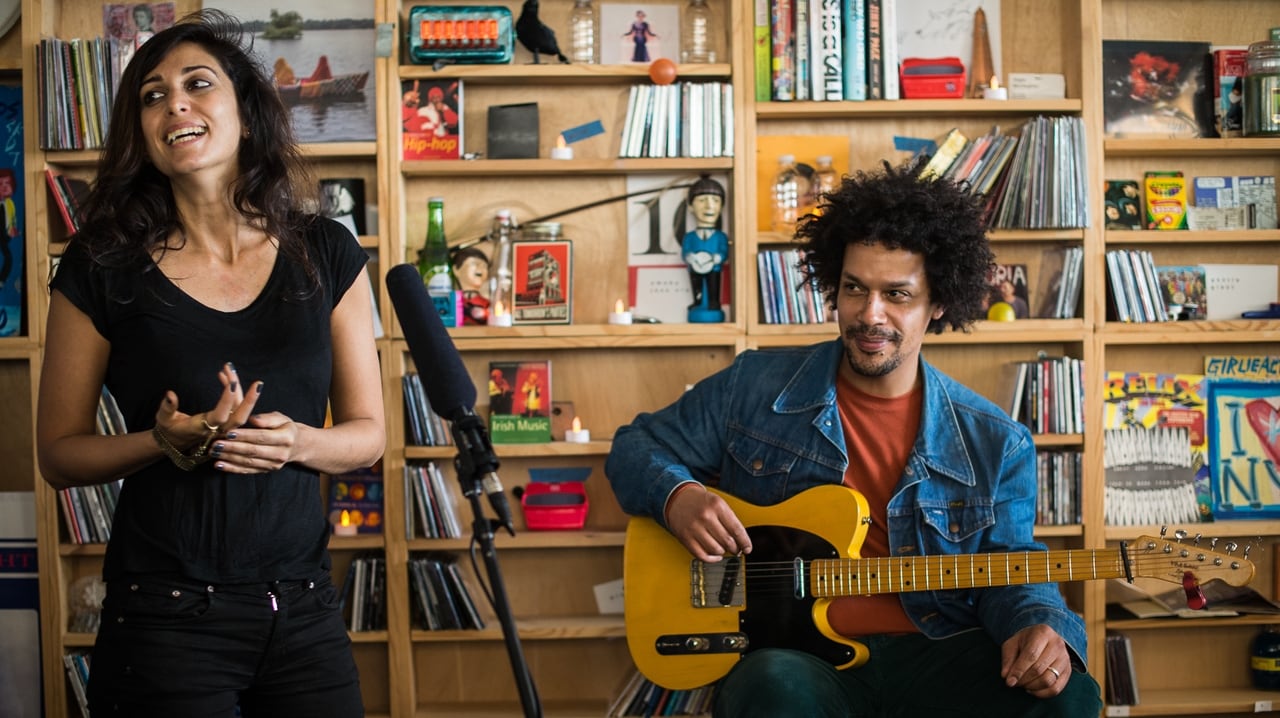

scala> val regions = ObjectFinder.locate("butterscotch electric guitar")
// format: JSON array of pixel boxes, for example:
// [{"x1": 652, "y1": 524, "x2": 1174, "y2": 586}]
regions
[{"x1": 623, "y1": 485, "x2": 1255, "y2": 690}]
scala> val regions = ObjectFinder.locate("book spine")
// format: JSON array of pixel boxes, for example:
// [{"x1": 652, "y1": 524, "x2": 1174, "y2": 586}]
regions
[
  {"x1": 815, "y1": 0, "x2": 843, "y2": 100},
  {"x1": 794, "y1": 0, "x2": 810, "y2": 101},
  {"x1": 864, "y1": 0, "x2": 882, "y2": 100},
  {"x1": 880, "y1": 0, "x2": 899, "y2": 100},
  {"x1": 754, "y1": 0, "x2": 772, "y2": 102},
  {"x1": 842, "y1": 0, "x2": 866, "y2": 100},
  {"x1": 770, "y1": 0, "x2": 796, "y2": 101}
]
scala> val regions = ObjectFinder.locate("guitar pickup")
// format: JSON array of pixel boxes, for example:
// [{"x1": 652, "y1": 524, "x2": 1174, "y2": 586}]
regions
[
  {"x1": 654, "y1": 632, "x2": 749, "y2": 656},
  {"x1": 690, "y1": 557, "x2": 745, "y2": 608}
]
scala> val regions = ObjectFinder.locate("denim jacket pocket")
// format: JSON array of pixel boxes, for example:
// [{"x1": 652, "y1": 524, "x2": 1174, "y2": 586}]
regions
[
  {"x1": 918, "y1": 499, "x2": 996, "y2": 547},
  {"x1": 722, "y1": 430, "x2": 803, "y2": 505}
]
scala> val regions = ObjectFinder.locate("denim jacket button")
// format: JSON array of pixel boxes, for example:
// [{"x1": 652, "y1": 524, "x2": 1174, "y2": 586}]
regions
[
  {"x1": 949, "y1": 523, "x2": 960, "y2": 534},
  {"x1": 751, "y1": 459, "x2": 763, "y2": 471}
]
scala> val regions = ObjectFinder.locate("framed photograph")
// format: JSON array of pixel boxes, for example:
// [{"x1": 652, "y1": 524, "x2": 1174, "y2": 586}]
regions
[
  {"x1": 512, "y1": 240, "x2": 572, "y2": 325},
  {"x1": 318, "y1": 178, "x2": 366, "y2": 237},
  {"x1": 207, "y1": 1, "x2": 377, "y2": 143},
  {"x1": 599, "y1": 3, "x2": 678, "y2": 65}
]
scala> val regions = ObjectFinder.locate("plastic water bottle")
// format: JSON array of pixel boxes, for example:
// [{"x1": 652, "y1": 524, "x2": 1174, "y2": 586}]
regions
[
  {"x1": 569, "y1": 0, "x2": 598, "y2": 64},
  {"x1": 681, "y1": 0, "x2": 718, "y2": 63},
  {"x1": 812, "y1": 155, "x2": 838, "y2": 199},
  {"x1": 487, "y1": 209, "x2": 516, "y2": 312},
  {"x1": 771, "y1": 154, "x2": 808, "y2": 236}
]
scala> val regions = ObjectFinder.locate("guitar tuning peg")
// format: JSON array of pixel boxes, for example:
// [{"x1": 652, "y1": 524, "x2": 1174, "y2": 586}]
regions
[
  {"x1": 1193, "y1": 533, "x2": 1202, "y2": 546},
  {"x1": 1174, "y1": 529, "x2": 1188, "y2": 541},
  {"x1": 1244, "y1": 544, "x2": 1253, "y2": 560},
  {"x1": 1159, "y1": 526, "x2": 1169, "y2": 538},
  {"x1": 1210, "y1": 537, "x2": 1220, "y2": 550},
  {"x1": 1226, "y1": 541, "x2": 1239, "y2": 555}
]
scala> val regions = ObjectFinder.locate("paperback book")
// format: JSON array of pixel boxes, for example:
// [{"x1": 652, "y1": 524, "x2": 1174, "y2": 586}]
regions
[{"x1": 487, "y1": 360, "x2": 552, "y2": 443}]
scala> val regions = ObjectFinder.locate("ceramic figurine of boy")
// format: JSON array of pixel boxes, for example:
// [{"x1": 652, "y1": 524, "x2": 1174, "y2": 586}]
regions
[{"x1": 682, "y1": 174, "x2": 727, "y2": 323}]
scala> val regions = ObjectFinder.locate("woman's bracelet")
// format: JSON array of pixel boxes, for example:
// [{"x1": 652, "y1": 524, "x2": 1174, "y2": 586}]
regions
[{"x1": 152, "y1": 423, "x2": 218, "y2": 471}]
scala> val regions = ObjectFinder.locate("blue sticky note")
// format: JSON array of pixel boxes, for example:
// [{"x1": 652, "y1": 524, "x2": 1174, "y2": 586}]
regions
[
  {"x1": 894, "y1": 136, "x2": 936, "y2": 156},
  {"x1": 561, "y1": 120, "x2": 605, "y2": 145}
]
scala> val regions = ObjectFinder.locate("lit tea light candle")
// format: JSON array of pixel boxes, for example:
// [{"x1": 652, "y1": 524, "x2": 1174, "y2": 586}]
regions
[
  {"x1": 487, "y1": 300, "x2": 513, "y2": 327},
  {"x1": 564, "y1": 416, "x2": 591, "y2": 443},
  {"x1": 550, "y1": 133, "x2": 574, "y2": 160},
  {"x1": 333, "y1": 509, "x2": 358, "y2": 536},
  {"x1": 608, "y1": 299, "x2": 633, "y2": 325},
  {"x1": 982, "y1": 76, "x2": 1008, "y2": 100}
]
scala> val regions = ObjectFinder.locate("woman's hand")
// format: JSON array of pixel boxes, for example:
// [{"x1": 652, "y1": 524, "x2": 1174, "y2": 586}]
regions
[{"x1": 153, "y1": 362, "x2": 265, "y2": 468}]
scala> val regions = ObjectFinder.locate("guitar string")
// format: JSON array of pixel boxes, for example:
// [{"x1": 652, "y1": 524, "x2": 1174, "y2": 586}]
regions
[{"x1": 692, "y1": 552, "x2": 1242, "y2": 598}]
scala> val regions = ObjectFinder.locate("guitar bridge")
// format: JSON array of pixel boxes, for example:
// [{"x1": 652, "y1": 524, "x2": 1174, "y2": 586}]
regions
[{"x1": 690, "y1": 557, "x2": 745, "y2": 608}]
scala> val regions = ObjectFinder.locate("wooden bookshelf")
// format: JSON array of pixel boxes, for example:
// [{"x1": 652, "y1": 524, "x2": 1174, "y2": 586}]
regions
[{"x1": 15, "y1": 1, "x2": 1280, "y2": 717}]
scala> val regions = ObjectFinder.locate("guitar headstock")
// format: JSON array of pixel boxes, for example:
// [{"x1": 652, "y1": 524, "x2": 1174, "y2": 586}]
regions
[{"x1": 1128, "y1": 532, "x2": 1256, "y2": 588}]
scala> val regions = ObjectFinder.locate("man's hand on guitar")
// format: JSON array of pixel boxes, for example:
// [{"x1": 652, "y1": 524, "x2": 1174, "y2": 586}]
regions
[
  {"x1": 665, "y1": 483, "x2": 753, "y2": 563},
  {"x1": 1000, "y1": 624, "x2": 1070, "y2": 698}
]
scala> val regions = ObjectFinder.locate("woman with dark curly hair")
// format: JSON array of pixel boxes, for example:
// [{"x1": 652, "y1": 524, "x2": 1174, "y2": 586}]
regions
[
  {"x1": 607, "y1": 161, "x2": 1102, "y2": 717},
  {"x1": 37, "y1": 10, "x2": 382, "y2": 716}
]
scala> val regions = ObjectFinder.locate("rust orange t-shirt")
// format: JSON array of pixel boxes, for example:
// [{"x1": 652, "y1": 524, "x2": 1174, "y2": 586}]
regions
[{"x1": 825, "y1": 373, "x2": 923, "y2": 637}]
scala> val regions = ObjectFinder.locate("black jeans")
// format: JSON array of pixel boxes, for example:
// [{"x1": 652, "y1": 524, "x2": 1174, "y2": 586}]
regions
[{"x1": 88, "y1": 574, "x2": 363, "y2": 718}]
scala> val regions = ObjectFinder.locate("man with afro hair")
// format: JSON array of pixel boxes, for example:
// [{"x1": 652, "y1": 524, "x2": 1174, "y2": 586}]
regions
[{"x1": 607, "y1": 161, "x2": 1102, "y2": 717}]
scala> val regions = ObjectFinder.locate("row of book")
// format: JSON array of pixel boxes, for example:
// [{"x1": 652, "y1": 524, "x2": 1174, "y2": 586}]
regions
[
  {"x1": 402, "y1": 372, "x2": 454, "y2": 447},
  {"x1": 1005, "y1": 356, "x2": 1085, "y2": 436},
  {"x1": 408, "y1": 553, "x2": 486, "y2": 631},
  {"x1": 64, "y1": 651, "x2": 91, "y2": 718},
  {"x1": 1035, "y1": 247, "x2": 1085, "y2": 320},
  {"x1": 36, "y1": 36, "x2": 120, "y2": 151},
  {"x1": 985, "y1": 116, "x2": 1090, "y2": 230},
  {"x1": 1105, "y1": 250, "x2": 1171, "y2": 323},
  {"x1": 608, "y1": 670, "x2": 718, "y2": 717},
  {"x1": 1104, "y1": 632, "x2": 1139, "y2": 706},
  {"x1": 756, "y1": 248, "x2": 827, "y2": 325},
  {"x1": 45, "y1": 168, "x2": 91, "y2": 237},
  {"x1": 1036, "y1": 450, "x2": 1083, "y2": 527},
  {"x1": 341, "y1": 551, "x2": 387, "y2": 632},
  {"x1": 61, "y1": 387, "x2": 127, "y2": 544},
  {"x1": 404, "y1": 461, "x2": 463, "y2": 540},
  {"x1": 618, "y1": 82, "x2": 734, "y2": 159},
  {"x1": 757, "y1": 0, "x2": 901, "y2": 102}
]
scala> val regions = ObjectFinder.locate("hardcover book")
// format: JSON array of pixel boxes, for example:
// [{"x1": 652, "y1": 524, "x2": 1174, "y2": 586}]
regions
[
  {"x1": 328, "y1": 461, "x2": 384, "y2": 535},
  {"x1": 1102, "y1": 371, "x2": 1211, "y2": 524},
  {"x1": 487, "y1": 360, "x2": 552, "y2": 443},
  {"x1": 401, "y1": 78, "x2": 462, "y2": 160},
  {"x1": 1102, "y1": 40, "x2": 1214, "y2": 139},
  {"x1": 1207, "y1": 380, "x2": 1280, "y2": 519}
]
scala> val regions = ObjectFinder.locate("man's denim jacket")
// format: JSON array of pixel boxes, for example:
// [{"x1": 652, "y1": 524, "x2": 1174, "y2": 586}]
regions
[{"x1": 605, "y1": 339, "x2": 1088, "y2": 668}]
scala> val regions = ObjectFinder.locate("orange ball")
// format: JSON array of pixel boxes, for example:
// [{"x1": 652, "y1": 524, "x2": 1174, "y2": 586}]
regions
[{"x1": 648, "y1": 58, "x2": 677, "y2": 85}]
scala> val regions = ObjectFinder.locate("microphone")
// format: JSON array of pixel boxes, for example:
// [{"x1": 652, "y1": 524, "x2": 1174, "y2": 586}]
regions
[{"x1": 386, "y1": 263, "x2": 516, "y2": 536}]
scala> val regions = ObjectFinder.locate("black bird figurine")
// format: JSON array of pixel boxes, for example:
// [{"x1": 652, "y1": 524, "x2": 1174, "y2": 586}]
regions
[{"x1": 515, "y1": 0, "x2": 570, "y2": 64}]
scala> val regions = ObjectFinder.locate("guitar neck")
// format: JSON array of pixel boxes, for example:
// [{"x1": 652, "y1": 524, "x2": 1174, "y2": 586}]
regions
[{"x1": 810, "y1": 547, "x2": 1128, "y2": 597}]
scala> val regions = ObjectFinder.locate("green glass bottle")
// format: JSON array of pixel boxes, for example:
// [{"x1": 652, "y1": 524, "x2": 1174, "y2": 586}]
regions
[{"x1": 417, "y1": 197, "x2": 454, "y2": 295}]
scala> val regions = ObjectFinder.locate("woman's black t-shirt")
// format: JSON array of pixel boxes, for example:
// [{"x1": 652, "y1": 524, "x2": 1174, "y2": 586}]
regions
[{"x1": 51, "y1": 218, "x2": 368, "y2": 584}]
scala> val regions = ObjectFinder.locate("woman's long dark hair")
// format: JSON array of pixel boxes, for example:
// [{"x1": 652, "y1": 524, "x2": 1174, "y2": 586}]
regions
[{"x1": 74, "y1": 8, "x2": 317, "y2": 285}]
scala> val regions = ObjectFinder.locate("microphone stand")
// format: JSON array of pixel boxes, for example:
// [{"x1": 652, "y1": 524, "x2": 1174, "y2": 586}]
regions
[{"x1": 450, "y1": 412, "x2": 543, "y2": 718}]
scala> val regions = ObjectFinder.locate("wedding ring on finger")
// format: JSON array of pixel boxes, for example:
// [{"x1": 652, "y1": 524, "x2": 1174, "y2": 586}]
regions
[{"x1": 1048, "y1": 666, "x2": 1061, "y2": 681}]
